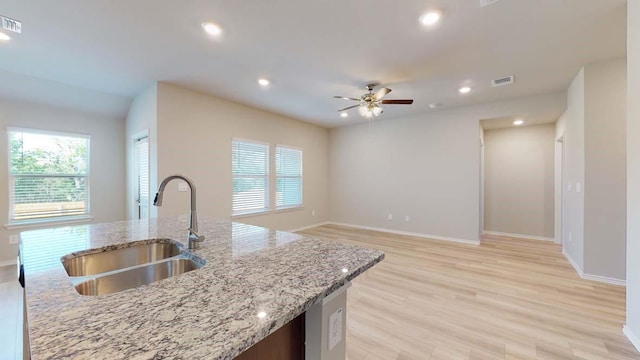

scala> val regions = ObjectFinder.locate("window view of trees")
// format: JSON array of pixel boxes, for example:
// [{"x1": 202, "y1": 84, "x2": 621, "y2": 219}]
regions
[{"x1": 9, "y1": 130, "x2": 89, "y2": 221}]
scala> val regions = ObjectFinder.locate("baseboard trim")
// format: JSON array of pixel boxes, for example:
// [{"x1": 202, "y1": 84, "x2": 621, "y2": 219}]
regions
[
  {"x1": 327, "y1": 222, "x2": 480, "y2": 245},
  {"x1": 562, "y1": 249, "x2": 626, "y2": 286},
  {"x1": 624, "y1": 325, "x2": 640, "y2": 352},
  {"x1": 582, "y1": 273, "x2": 626, "y2": 286},
  {"x1": 288, "y1": 222, "x2": 331, "y2": 233},
  {"x1": 483, "y1": 230, "x2": 555, "y2": 242},
  {"x1": 0, "y1": 259, "x2": 17, "y2": 267}
]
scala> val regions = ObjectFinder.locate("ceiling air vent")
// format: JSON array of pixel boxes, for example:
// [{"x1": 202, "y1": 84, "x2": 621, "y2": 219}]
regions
[
  {"x1": 492, "y1": 75, "x2": 514, "y2": 87},
  {"x1": 480, "y1": 0, "x2": 500, "y2": 7}
]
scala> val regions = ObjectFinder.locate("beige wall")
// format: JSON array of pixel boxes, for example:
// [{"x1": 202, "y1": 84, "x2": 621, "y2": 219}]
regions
[
  {"x1": 0, "y1": 98, "x2": 126, "y2": 263},
  {"x1": 329, "y1": 92, "x2": 566, "y2": 243},
  {"x1": 626, "y1": 0, "x2": 640, "y2": 348},
  {"x1": 153, "y1": 83, "x2": 330, "y2": 231},
  {"x1": 583, "y1": 58, "x2": 627, "y2": 280},
  {"x1": 483, "y1": 124, "x2": 555, "y2": 238}
]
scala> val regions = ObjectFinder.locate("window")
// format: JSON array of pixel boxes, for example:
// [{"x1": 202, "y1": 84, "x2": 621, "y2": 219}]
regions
[
  {"x1": 232, "y1": 139, "x2": 269, "y2": 215},
  {"x1": 8, "y1": 128, "x2": 90, "y2": 224},
  {"x1": 134, "y1": 135, "x2": 150, "y2": 220},
  {"x1": 275, "y1": 145, "x2": 303, "y2": 209}
]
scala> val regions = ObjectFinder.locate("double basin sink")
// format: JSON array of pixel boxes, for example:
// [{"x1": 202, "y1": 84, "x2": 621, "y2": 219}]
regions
[{"x1": 61, "y1": 239, "x2": 205, "y2": 296}]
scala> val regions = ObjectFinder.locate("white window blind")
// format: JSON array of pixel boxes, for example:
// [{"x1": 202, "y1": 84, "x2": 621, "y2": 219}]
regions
[
  {"x1": 135, "y1": 136, "x2": 150, "y2": 220},
  {"x1": 232, "y1": 140, "x2": 269, "y2": 215},
  {"x1": 8, "y1": 128, "x2": 90, "y2": 223},
  {"x1": 275, "y1": 145, "x2": 303, "y2": 209}
]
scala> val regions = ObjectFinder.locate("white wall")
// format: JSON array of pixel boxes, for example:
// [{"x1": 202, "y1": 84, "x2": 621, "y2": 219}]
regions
[
  {"x1": 329, "y1": 92, "x2": 566, "y2": 243},
  {"x1": 559, "y1": 69, "x2": 586, "y2": 270},
  {"x1": 626, "y1": 0, "x2": 640, "y2": 350},
  {"x1": 583, "y1": 58, "x2": 627, "y2": 280},
  {"x1": 126, "y1": 84, "x2": 158, "y2": 220},
  {"x1": 153, "y1": 83, "x2": 330, "y2": 231},
  {"x1": 483, "y1": 124, "x2": 555, "y2": 238},
  {"x1": 0, "y1": 98, "x2": 126, "y2": 263}
]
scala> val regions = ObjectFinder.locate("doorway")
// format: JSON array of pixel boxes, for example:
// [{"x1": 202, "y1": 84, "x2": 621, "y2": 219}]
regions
[{"x1": 134, "y1": 135, "x2": 150, "y2": 220}]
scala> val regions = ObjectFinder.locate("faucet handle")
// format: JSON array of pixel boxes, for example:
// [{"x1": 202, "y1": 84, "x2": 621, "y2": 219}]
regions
[{"x1": 188, "y1": 228, "x2": 205, "y2": 242}]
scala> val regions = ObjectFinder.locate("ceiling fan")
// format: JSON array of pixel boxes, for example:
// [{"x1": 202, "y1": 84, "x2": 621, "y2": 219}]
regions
[{"x1": 334, "y1": 84, "x2": 414, "y2": 119}]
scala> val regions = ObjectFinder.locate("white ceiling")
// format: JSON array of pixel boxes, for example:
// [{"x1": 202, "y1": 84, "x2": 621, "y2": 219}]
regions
[
  {"x1": 480, "y1": 113, "x2": 562, "y2": 131},
  {"x1": 0, "y1": 0, "x2": 627, "y2": 127}
]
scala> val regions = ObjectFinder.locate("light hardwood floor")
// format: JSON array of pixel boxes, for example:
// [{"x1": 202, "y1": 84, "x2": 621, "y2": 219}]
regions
[{"x1": 298, "y1": 225, "x2": 639, "y2": 360}]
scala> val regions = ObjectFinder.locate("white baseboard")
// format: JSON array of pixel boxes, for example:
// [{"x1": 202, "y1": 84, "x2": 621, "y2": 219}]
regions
[
  {"x1": 562, "y1": 249, "x2": 626, "y2": 286},
  {"x1": 624, "y1": 325, "x2": 640, "y2": 352},
  {"x1": 327, "y1": 222, "x2": 480, "y2": 245},
  {"x1": 0, "y1": 259, "x2": 17, "y2": 267},
  {"x1": 483, "y1": 230, "x2": 555, "y2": 242},
  {"x1": 288, "y1": 222, "x2": 331, "y2": 233}
]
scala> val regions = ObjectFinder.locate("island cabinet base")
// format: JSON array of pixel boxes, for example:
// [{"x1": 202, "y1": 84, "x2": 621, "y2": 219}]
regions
[{"x1": 235, "y1": 313, "x2": 305, "y2": 360}]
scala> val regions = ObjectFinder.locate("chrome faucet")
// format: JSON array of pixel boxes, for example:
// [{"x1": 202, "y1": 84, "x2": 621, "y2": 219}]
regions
[{"x1": 153, "y1": 175, "x2": 205, "y2": 250}]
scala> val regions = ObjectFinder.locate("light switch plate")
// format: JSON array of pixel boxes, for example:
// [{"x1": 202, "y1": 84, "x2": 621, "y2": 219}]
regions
[
  {"x1": 328, "y1": 308, "x2": 343, "y2": 351},
  {"x1": 9, "y1": 234, "x2": 19, "y2": 244}
]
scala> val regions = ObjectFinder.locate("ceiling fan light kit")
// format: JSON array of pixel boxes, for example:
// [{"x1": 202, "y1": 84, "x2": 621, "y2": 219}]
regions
[{"x1": 334, "y1": 83, "x2": 414, "y2": 119}]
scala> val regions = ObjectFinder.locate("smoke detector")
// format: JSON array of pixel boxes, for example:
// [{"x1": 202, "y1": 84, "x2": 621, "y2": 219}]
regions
[
  {"x1": 480, "y1": 0, "x2": 500, "y2": 7},
  {"x1": 491, "y1": 75, "x2": 514, "y2": 87}
]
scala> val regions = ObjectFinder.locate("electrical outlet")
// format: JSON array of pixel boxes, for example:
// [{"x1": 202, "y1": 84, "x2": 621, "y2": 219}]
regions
[
  {"x1": 178, "y1": 181, "x2": 189, "y2": 192},
  {"x1": 312, "y1": 210, "x2": 316, "y2": 217},
  {"x1": 405, "y1": 216, "x2": 410, "y2": 222},
  {"x1": 387, "y1": 213, "x2": 393, "y2": 221},
  {"x1": 9, "y1": 234, "x2": 19, "y2": 244},
  {"x1": 328, "y1": 308, "x2": 343, "y2": 351}
]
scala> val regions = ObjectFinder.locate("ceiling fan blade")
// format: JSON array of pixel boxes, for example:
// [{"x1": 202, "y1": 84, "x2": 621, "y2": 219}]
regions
[
  {"x1": 380, "y1": 99, "x2": 414, "y2": 105},
  {"x1": 338, "y1": 104, "x2": 360, "y2": 112},
  {"x1": 375, "y1": 87, "x2": 392, "y2": 100},
  {"x1": 333, "y1": 96, "x2": 360, "y2": 101}
]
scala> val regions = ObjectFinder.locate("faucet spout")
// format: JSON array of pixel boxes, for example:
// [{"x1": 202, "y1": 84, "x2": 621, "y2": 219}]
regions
[{"x1": 154, "y1": 175, "x2": 204, "y2": 249}]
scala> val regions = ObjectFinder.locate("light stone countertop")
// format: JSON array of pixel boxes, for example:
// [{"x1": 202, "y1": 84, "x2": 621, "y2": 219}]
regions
[{"x1": 21, "y1": 217, "x2": 384, "y2": 360}]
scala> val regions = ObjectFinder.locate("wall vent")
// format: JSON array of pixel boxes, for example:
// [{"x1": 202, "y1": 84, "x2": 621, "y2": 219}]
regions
[
  {"x1": 1, "y1": 16, "x2": 21, "y2": 34},
  {"x1": 491, "y1": 75, "x2": 514, "y2": 87},
  {"x1": 480, "y1": 0, "x2": 500, "y2": 7}
]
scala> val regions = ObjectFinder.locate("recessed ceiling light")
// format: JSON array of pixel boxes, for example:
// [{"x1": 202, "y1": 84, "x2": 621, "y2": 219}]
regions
[
  {"x1": 513, "y1": 119, "x2": 524, "y2": 126},
  {"x1": 257, "y1": 78, "x2": 270, "y2": 86},
  {"x1": 0, "y1": 32, "x2": 11, "y2": 42},
  {"x1": 458, "y1": 86, "x2": 472, "y2": 94},
  {"x1": 419, "y1": 11, "x2": 442, "y2": 26},
  {"x1": 340, "y1": 112, "x2": 348, "y2": 118},
  {"x1": 429, "y1": 103, "x2": 442, "y2": 109},
  {"x1": 201, "y1": 22, "x2": 222, "y2": 36}
]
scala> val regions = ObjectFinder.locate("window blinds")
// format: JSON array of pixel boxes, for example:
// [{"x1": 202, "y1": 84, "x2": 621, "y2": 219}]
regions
[
  {"x1": 232, "y1": 140, "x2": 269, "y2": 215},
  {"x1": 8, "y1": 129, "x2": 90, "y2": 222},
  {"x1": 275, "y1": 146, "x2": 302, "y2": 209}
]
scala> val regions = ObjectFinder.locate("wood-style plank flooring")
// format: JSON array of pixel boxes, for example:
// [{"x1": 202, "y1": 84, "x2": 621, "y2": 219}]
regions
[{"x1": 299, "y1": 225, "x2": 638, "y2": 360}]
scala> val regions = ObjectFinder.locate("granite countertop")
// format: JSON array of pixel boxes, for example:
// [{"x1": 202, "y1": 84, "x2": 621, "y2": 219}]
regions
[{"x1": 21, "y1": 217, "x2": 384, "y2": 360}]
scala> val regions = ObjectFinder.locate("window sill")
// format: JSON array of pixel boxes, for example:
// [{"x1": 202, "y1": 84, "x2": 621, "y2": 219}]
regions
[
  {"x1": 275, "y1": 206, "x2": 304, "y2": 213},
  {"x1": 4, "y1": 215, "x2": 94, "y2": 230},
  {"x1": 232, "y1": 209, "x2": 271, "y2": 219}
]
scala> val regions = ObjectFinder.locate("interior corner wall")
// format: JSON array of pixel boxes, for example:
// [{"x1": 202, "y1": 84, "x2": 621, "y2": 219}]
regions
[
  {"x1": 328, "y1": 92, "x2": 567, "y2": 243},
  {"x1": 554, "y1": 112, "x2": 567, "y2": 245},
  {"x1": 154, "y1": 82, "x2": 330, "y2": 231},
  {"x1": 626, "y1": 0, "x2": 640, "y2": 349},
  {"x1": 583, "y1": 58, "x2": 627, "y2": 280},
  {"x1": 0, "y1": 98, "x2": 126, "y2": 263},
  {"x1": 561, "y1": 68, "x2": 586, "y2": 271},
  {"x1": 483, "y1": 124, "x2": 555, "y2": 238},
  {"x1": 125, "y1": 83, "x2": 159, "y2": 220}
]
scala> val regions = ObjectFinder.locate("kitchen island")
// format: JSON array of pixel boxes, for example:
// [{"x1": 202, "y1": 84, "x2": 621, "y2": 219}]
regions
[{"x1": 20, "y1": 217, "x2": 384, "y2": 359}]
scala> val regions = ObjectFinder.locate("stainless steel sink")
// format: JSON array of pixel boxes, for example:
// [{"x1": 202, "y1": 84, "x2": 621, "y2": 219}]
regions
[
  {"x1": 62, "y1": 239, "x2": 181, "y2": 277},
  {"x1": 74, "y1": 258, "x2": 203, "y2": 296}
]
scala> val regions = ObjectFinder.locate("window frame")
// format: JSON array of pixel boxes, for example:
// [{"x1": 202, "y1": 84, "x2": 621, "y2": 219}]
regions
[
  {"x1": 274, "y1": 144, "x2": 304, "y2": 211},
  {"x1": 6, "y1": 127, "x2": 92, "y2": 227},
  {"x1": 231, "y1": 138, "x2": 271, "y2": 217}
]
